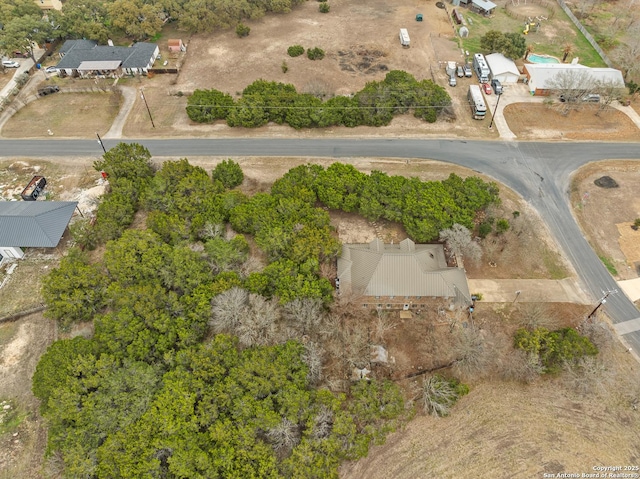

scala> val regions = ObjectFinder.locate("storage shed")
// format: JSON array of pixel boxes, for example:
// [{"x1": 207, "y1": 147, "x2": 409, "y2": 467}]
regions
[
  {"x1": 168, "y1": 39, "x2": 186, "y2": 53},
  {"x1": 485, "y1": 53, "x2": 520, "y2": 83}
]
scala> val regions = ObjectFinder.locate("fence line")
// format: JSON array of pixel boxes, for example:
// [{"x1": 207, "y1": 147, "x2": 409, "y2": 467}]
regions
[
  {"x1": 555, "y1": 0, "x2": 613, "y2": 67},
  {"x1": 505, "y1": 0, "x2": 555, "y2": 21}
]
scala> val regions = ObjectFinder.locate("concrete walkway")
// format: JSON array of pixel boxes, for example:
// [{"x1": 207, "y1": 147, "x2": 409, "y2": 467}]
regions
[
  {"x1": 468, "y1": 278, "x2": 591, "y2": 304},
  {"x1": 103, "y1": 86, "x2": 136, "y2": 139},
  {"x1": 618, "y1": 277, "x2": 640, "y2": 302}
]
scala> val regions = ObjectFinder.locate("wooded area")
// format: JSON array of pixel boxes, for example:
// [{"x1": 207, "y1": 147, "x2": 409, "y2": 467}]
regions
[{"x1": 33, "y1": 144, "x2": 530, "y2": 477}]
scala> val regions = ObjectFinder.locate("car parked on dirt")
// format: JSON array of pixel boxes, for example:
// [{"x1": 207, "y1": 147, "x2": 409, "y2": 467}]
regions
[
  {"x1": 45, "y1": 66, "x2": 58, "y2": 74},
  {"x1": 38, "y1": 85, "x2": 60, "y2": 96},
  {"x1": 482, "y1": 83, "x2": 491, "y2": 95},
  {"x1": 464, "y1": 64, "x2": 472, "y2": 77},
  {"x1": 2, "y1": 60, "x2": 20, "y2": 68},
  {"x1": 582, "y1": 94, "x2": 600, "y2": 103},
  {"x1": 456, "y1": 65, "x2": 464, "y2": 78}
]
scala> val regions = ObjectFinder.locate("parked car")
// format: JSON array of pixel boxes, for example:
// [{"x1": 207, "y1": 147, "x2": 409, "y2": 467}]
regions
[
  {"x1": 45, "y1": 66, "x2": 58, "y2": 74},
  {"x1": 449, "y1": 75, "x2": 457, "y2": 87},
  {"x1": 463, "y1": 64, "x2": 472, "y2": 77},
  {"x1": 456, "y1": 65, "x2": 464, "y2": 78},
  {"x1": 38, "y1": 85, "x2": 60, "y2": 96},
  {"x1": 491, "y1": 78, "x2": 503, "y2": 95},
  {"x1": 482, "y1": 82, "x2": 492, "y2": 94},
  {"x1": 2, "y1": 60, "x2": 20, "y2": 68},
  {"x1": 582, "y1": 93, "x2": 600, "y2": 103}
]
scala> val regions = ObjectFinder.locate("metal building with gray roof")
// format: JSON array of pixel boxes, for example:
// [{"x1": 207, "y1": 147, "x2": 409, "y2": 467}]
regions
[
  {"x1": 0, "y1": 201, "x2": 77, "y2": 248},
  {"x1": 337, "y1": 238, "x2": 471, "y2": 308}
]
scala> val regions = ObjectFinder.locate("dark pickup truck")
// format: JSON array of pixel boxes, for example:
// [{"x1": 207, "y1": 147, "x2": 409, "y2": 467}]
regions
[{"x1": 21, "y1": 176, "x2": 47, "y2": 200}]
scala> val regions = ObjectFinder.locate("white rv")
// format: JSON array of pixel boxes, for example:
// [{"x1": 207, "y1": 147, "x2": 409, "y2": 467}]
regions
[
  {"x1": 468, "y1": 85, "x2": 487, "y2": 120},
  {"x1": 399, "y1": 29, "x2": 410, "y2": 47}
]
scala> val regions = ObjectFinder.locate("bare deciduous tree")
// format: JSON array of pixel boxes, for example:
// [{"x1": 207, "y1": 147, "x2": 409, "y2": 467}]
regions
[
  {"x1": 235, "y1": 294, "x2": 280, "y2": 348},
  {"x1": 517, "y1": 302, "x2": 559, "y2": 330},
  {"x1": 439, "y1": 223, "x2": 482, "y2": 266},
  {"x1": 577, "y1": 314, "x2": 614, "y2": 351},
  {"x1": 372, "y1": 309, "x2": 397, "y2": 342},
  {"x1": 501, "y1": 349, "x2": 543, "y2": 383},
  {"x1": 546, "y1": 69, "x2": 597, "y2": 115},
  {"x1": 451, "y1": 327, "x2": 493, "y2": 379},
  {"x1": 562, "y1": 356, "x2": 614, "y2": 395},
  {"x1": 267, "y1": 417, "x2": 300, "y2": 453},
  {"x1": 302, "y1": 341, "x2": 324, "y2": 384},
  {"x1": 210, "y1": 287, "x2": 249, "y2": 333},
  {"x1": 311, "y1": 406, "x2": 334, "y2": 440},
  {"x1": 283, "y1": 297, "x2": 325, "y2": 335}
]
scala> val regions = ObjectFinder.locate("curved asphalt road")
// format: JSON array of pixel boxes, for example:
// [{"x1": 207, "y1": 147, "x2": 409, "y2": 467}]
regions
[{"x1": 2, "y1": 138, "x2": 640, "y2": 351}]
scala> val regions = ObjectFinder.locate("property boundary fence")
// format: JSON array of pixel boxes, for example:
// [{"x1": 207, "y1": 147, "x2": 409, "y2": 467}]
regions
[
  {"x1": 505, "y1": 0, "x2": 555, "y2": 21},
  {"x1": 555, "y1": 0, "x2": 613, "y2": 67}
]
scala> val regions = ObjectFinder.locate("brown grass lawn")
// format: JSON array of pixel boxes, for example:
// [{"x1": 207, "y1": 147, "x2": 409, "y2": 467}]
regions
[
  {"x1": 504, "y1": 103, "x2": 640, "y2": 141},
  {"x1": 2, "y1": 92, "x2": 120, "y2": 138}
]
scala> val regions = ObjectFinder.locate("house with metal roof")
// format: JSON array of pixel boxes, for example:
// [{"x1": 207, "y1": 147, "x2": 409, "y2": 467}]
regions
[
  {"x1": 337, "y1": 238, "x2": 471, "y2": 310},
  {"x1": 0, "y1": 201, "x2": 77, "y2": 264},
  {"x1": 55, "y1": 40, "x2": 159, "y2": 78},
  {"x1": 459, "y1": 0, "x2": 497, "y2": 15},
  {"x1": 523, "y1": 63, "x2": 625, "y2": 96},
  {"x1": 485, "y1": 53, "x2": 521, "y2": 83}
]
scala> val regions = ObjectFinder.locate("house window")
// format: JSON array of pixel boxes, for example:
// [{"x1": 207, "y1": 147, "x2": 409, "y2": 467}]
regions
[
  {"x1": 362, "y1": 304, "x2": 368, "y2": 308},
  {"x1": 375, "y1": 296, "x2": 380, "y2": 300},
  {"x1": 377, "y1": 304, "x2": 382, "y2": 309},
  {"x1": 386, "y1": 304, "x2": 392, "y2": 309}
]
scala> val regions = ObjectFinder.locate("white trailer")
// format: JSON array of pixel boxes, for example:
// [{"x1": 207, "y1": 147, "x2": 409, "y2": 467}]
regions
[
  {"x1": 473, "y1": 53, "x2": 490, "y2": 83},
  {"x1": 399, "y1": 29, "x2": 410, "y2": 47},
  {"x1": 467, "y1": 84, "x2": 487, "y2": 120}
]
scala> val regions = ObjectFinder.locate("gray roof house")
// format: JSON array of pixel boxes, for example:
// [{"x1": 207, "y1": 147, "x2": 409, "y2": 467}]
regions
[
  {"x1": 337, "y1": 238, "x2": 471, "y2": 308},
  {"x1": 55, "y1": 40, "x2": 159, "y2": 77},
  {"x1": 0, "y1": 201, "x2": 77, "y2": 247}
]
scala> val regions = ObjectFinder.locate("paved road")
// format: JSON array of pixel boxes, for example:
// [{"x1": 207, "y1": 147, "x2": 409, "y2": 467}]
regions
[{"x1": 1, "y1": 137, "x2": 639, "y2": 350}]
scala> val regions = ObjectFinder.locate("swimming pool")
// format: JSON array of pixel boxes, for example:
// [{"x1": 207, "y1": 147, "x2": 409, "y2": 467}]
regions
[{"x1": 527, "y1": 54, "x2": 560, "y2": 64}]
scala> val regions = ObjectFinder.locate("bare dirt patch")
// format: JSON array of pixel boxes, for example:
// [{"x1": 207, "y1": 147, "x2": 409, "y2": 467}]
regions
[
  {"x1": 0, "y1": 313, "x2": 57, "y2": 479},
  {"x1": 504, "y1": 103, "x2": 639, "y2": 141},
  {"x1": 570, "y1": 161, "x2": 640, "y2": 280},
  {"x1": 1, "y1": 92, "x2": 121, "y2": 139}
]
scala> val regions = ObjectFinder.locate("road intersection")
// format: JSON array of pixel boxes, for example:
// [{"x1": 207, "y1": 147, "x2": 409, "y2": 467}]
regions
[{"x1": 1, "y1": 137, "x2": 639, "y2": 351}]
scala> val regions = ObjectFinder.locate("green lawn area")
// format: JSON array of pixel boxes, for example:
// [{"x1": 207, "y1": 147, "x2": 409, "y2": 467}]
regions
[{"x1": 459, "y1": 5, "x2": 607, "y2": 67}]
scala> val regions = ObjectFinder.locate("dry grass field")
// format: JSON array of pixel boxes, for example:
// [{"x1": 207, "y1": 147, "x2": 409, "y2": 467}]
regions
[
  {"x1": 1, "y1": 92, "x2": 120, "y2": 139},
  {"x1": 503, "y1": 103, "x2": 640, "y2": 141},
  {"x1": 570, "y1": 161, "x2": 640, "y2": 280}
]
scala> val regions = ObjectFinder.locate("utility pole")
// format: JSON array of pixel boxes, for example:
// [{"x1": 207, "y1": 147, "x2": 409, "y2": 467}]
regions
[
  {"x1": 140, "y1": 88, "x2": 155, "y2": 128},
  {"x1": 489, "y1": 89, "x2": 502, "y2": 130},
  {"x1": 588, "y1": 290, "x2": 617, "y2": 319},
  {"x1": 95, "y1": 132, "x2": 107, "y2": 154}
]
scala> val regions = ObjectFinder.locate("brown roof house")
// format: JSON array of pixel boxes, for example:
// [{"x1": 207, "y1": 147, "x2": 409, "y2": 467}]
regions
[{"x1": 337, "y1": 238, "x2": 471, "y2": 310}]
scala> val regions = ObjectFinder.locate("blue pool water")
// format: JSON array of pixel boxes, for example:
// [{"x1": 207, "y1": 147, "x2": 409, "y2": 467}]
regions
[{"x1": 527, "y1": 54, "x2": 560, "y2": 64}]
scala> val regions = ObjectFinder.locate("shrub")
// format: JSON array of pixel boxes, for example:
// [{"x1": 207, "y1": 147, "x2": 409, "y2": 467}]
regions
[
  {"x1": 496, "y1": 218, "x2": 510, "y2": 234},
  {"x1": 236, "y1": 23, "x2": 250, "y2": 37},
  {"x1": 212, "y1": 159, "x2": 244, "y2": 189},
  {"x1": 281, "y1": 60, "x2": 288, "y2": 73},
  {"x1": 319, "y1": 2, "x2": 330, "y2": 12},
  {"x1": 478, "y1": 221, "x2": 492, "y2": 238},
  {"x1": 287, "y1": 45, "x2": 305, "y2": 57},
  {"x1": 307, "y1": 47, "x2": 325, "y2": 60},
  {"x1": 633, "y1": 218, "x2": 640, "y2": 231}
]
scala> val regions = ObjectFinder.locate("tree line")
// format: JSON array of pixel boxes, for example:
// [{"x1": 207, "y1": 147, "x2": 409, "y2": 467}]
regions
[
  {"x1": 187, "y1": 70, "x2": 453, "y2": 129},
  {"x1": 0, "y1": 0, "x2": 306, "y2": 53}
]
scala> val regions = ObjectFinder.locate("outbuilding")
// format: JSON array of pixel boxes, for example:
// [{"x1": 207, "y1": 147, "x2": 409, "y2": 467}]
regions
[
  {"x1": 0, "y1": 201, "x2": 77, "y2": 266},
  {"x1": 485, "y1": 53, "x2": 520, "y2": 83}
]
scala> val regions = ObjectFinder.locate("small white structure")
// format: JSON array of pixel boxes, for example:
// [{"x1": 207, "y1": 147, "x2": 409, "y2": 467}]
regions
[
  {"x1": 485, "y1": 53, "x2": 520, "y2": 83},
  {"x1": 0, "y1": 247, "x2": 24, "y2": 266},
  {"x1": 399, "y1": 29, "x2": 410, "y2": 47}
]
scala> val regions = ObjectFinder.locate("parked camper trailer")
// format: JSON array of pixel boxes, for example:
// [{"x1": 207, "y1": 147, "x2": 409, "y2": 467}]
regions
[
  {"x1": 468, "y1": 85, "x2": 487, "y2": 120},
  {"x1": 473, "y1": 53, "x2": 490, "y2": 83},
  {"x1": 399, "y1": 29, "x2": 410, "y2": 47}
]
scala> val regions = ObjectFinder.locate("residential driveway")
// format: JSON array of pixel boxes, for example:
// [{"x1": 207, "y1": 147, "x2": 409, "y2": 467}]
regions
[
  {"x1": 103, "y1": 86, "x2": 136, "y2": 139},
  {"x1": 0, "y1": 58, "x2": 34, "y2": 101},
  {"x1": 618, "y1": 278, "x2": 640, "y2": 302},
  {"x1": 467, "y1": 278, "x2": 591, "y2": 304}
]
